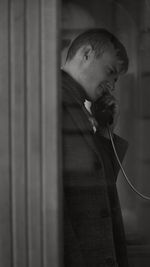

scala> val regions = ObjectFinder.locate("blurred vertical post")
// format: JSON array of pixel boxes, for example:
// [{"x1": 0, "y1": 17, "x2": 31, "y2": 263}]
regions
[
  {"x1": 0, "y1": 0, "x2": 11, "y2": 265},
  {"x1": 41, "y1": 0, "x2": 62, "y2": 267},
  {"x1": 8, "y1": 0, "x2": 62, "y2": 266}
]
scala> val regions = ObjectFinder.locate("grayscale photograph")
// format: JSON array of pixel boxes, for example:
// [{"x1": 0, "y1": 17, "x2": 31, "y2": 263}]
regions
[{"x1": 0, "y1": 0, "x2": 150, "y2": 266}]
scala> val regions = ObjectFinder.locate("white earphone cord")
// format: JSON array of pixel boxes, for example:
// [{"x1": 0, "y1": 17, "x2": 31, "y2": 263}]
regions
[{"x1": 107, "y1": 126, "x2": 150, "y2": 201}]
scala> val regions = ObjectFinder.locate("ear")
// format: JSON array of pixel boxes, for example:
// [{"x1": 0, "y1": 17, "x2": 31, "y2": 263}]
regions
[{"x1": 80, "y1": 45, "x2": 94, "y2": 61}]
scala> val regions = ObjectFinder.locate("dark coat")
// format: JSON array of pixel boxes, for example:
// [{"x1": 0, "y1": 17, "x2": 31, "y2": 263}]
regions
[{"x1": 62, "y1": 70, "x2": 129, "y2": 267}]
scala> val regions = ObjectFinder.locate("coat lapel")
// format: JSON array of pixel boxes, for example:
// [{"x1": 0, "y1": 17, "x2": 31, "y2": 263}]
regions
[{"x1": 65, "y1": 104, "x2": 102, "y2": 160}]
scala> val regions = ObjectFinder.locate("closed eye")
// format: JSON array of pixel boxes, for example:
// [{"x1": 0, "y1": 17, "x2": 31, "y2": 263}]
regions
[
  {"x1": 107, "y1": 67, "x2": 118, "y2": 82},
  {"x1": 106, "y1": 66, "x2": 116, "y2": 75}
]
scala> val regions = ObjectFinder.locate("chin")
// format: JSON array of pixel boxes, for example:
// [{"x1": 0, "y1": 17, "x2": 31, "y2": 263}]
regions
[{"x1": 93, "y1": 95, "x2": 101, "y2": 102}]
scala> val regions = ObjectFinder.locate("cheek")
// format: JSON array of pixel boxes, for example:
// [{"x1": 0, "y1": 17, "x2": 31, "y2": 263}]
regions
[
  {"x1": 88, "y1": 64, "x2": 105, "y2": 87},
  {"x1": 95, "y1": 73, "x2": 105, "y2": 87},
  {"x1": 91, "y1": 70, "x2": 103, "y2": 84}
]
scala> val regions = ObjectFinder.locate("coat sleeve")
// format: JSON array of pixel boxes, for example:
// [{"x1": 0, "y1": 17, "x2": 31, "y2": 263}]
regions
[{"x1": 94, "y1": 131, "x2": 128, "y2": 180}]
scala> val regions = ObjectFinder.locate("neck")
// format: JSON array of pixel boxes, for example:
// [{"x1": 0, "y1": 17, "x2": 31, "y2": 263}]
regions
[
  {"x1": 62, "y1": 62, "x2": 79, "y2": 81},
  {"x1": 62, "y1": 62, "x2": 88, "y2": 96}
]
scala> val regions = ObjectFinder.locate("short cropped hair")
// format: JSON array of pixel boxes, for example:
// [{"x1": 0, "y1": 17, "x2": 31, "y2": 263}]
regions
[{"x1": 66, "y1": 28, "x2": 129, "y2": 73}]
